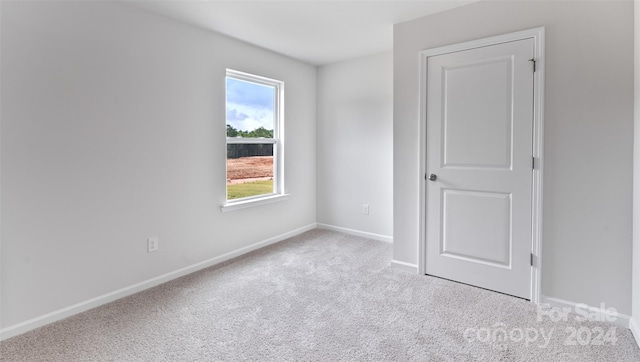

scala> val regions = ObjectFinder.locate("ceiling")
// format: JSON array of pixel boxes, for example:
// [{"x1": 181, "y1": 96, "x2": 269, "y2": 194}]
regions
[{"x1": 127, "y1": 0, "x2": 475, "y2": 66}]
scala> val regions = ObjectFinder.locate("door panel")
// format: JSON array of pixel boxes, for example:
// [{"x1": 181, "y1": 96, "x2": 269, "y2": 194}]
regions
[
  {"x1": 442, "y1": 58, "x2": 513, "y2": 169},
  {"x1": 442, "y1": 189, "x2": 512, "y2": 267},
  {"x1": 425, "y1": 38, "x2": 534, "y2": 299}
]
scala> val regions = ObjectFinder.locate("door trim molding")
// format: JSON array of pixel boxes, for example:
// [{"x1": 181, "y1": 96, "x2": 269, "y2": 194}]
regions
[{"x1": 418, "y1": 27, "x2": 545, "y2": 303}]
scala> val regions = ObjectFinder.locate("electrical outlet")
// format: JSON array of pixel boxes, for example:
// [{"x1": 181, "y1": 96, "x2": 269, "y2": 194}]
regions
[
  {"x1": 147, "y1": 237, "x2": 159, "y2": 253},
  {"x1": 362, "y1": 204, "x2": 369, "y2": 215}
]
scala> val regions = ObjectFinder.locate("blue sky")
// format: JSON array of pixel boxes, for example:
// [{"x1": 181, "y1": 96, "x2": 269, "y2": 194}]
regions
[{"x1": 226, "y1": 78, "x2": 274, "y2": 132}]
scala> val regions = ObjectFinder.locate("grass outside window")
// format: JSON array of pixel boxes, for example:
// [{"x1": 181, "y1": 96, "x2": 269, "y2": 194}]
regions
[{"x1": 227, "y1": 180, "x2": 274, "y2": 200}]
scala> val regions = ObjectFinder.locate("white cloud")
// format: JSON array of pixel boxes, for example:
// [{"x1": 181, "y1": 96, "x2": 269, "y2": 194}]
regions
[{"x1": 227, "y1": 102, "x2": 274, "y2": 132}]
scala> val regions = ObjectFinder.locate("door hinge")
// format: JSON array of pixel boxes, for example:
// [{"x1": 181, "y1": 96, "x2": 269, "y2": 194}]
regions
[
  {"x1": 529, "y1": 58, "x2": 536, "y2": 72},
  {"x1": 530, "y1": 253, "x2": 535, "y2": 267},
  {"x1": 532, "y1": 156, "x2": 535, "y2": 170}
]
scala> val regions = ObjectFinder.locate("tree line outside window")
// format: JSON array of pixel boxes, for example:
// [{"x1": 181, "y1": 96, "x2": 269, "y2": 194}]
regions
[{"x1": 226, "y1": 125, "x2": 274, "y2": 159}]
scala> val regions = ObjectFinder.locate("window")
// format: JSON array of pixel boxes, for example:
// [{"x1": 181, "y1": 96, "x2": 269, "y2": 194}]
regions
[{"x1": 224, "y1": 69, "x2": 285, "y2": 208}]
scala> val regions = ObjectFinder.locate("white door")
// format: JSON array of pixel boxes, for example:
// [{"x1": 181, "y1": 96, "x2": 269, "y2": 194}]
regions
[{"x1": 425, "y1": 38, "x2": 534, "y2": 299}]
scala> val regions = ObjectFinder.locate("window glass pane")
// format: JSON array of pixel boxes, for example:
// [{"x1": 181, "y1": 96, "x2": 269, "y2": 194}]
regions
[
  {"x1": 225, "y1": 70, "x2": 282, "y2": 204},
  {"x1": 226, "y1": 77, "x2": 275, "y2": 139},
  {"x1": 226, "y1": 143, "x2": 274, "y2": 200}
]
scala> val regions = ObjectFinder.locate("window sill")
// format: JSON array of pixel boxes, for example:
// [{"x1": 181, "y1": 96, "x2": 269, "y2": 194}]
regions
[{"x1": 220, "y1": 194, "x2": 290, "y2": 213}]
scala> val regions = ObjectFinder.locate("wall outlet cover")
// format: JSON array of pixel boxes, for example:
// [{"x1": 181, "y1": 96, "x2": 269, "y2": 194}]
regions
[{"x1": 147, "y1": 237, "x2": 159, "y2": 253}]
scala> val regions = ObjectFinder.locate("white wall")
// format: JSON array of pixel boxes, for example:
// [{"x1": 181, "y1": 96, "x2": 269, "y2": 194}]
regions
[
  {"x1": 317, "y1": 52, "x2": 393, "y2": 239},
  {"x1": 633, "y1": 0, "x2": 640, "y2": 345},
  {"x1": 394, "y1": 1, "x2": 634, "y2": 313},
  {"x1": 0, "y1": 1, "x2": 316, "y2": 330}
]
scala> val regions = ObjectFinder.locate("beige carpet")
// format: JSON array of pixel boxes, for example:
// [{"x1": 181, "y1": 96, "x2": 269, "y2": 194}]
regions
[{"x1": 1, "y1": 229, "x2": 639, "y2": 361}]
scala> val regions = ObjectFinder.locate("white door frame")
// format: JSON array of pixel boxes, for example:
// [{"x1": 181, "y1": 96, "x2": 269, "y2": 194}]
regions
[{"x1": 418, "y1": 27, "x2": 545, "y2": 303}]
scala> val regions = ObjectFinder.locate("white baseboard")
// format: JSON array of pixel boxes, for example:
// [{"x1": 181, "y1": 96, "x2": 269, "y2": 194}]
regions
[
  {"x1": 316, "y1": 223, "x2": 393, "y2": 243},
  {"x1": 0, "y1": 223, "x2": 317, "y2": 341},
  {"x1": 391, "y1": 260, "x2": 419, "y2": 273},
  {"x1": 630, "y1": 317, "x2": 640, "y2": 349},
  {"x1": 540, "y1": 295, "x2": 631, "y2": 329}
]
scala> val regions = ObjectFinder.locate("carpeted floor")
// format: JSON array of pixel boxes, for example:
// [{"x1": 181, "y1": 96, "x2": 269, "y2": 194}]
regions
[{"x1": 1, "y1": 229, "x2": 639, "y2": 361}]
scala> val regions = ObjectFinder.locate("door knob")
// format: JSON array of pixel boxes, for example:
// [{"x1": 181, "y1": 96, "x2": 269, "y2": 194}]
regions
[{"x1": 429, "y1": 174, "x2": 437, "y2": 181}]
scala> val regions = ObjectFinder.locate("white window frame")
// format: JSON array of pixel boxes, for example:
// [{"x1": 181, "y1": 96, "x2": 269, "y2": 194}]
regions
[{"x1": 221, "y1": 69, "x2": 287, "y2": 212}]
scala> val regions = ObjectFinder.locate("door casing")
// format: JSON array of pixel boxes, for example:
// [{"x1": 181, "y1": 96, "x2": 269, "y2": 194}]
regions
[{"x1": 418, "y1": 27, "x2": 545, "y2": 304}]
